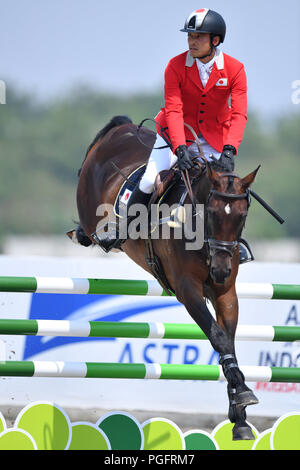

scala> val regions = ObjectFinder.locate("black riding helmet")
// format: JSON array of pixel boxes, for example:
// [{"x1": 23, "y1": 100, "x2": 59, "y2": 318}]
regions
[{"x1": 181, "y1": 8, "x2": 226, "y2": 44}]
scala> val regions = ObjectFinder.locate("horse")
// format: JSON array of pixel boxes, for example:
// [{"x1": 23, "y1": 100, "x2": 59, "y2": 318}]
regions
[{"x1": 71, "y1": 115, "x2": 260, "y2": 440}]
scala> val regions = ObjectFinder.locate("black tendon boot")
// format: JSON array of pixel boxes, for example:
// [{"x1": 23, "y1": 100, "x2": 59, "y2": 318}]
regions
[
  {"x1": 100, "y1": 185, "x2": 151, "y2": 253},
  {"x1": 219, "y1": 353, "x2": 258, "y2": 440}
]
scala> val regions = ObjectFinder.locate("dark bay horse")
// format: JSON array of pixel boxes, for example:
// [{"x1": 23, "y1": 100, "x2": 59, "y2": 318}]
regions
[{"x1": 73, "y1": 115, "x2": 260, "y2": 440}]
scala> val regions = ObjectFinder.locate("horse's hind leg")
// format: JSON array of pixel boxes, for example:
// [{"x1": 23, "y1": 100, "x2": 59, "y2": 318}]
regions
[{"x1": 176, "y1": 281, "x2": 257, "y2": 440}]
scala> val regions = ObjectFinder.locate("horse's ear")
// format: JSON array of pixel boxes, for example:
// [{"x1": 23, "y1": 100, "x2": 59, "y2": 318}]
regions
[
  {"x1": 206, "y1": 161, "x2": 220, "y2": 186},
  {"x1": 240, "y1": 165, "x2": 261, "y2": 189}
]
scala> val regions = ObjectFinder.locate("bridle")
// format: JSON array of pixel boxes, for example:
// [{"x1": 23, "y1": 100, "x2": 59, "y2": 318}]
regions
[{"x1": 205, "y1": 173, "x2": 251, "y2": 259}]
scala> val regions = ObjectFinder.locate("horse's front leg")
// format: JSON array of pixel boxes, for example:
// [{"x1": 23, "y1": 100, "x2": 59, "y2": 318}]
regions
[
  {"x1": 176, "y1": 279, "x2": 257, "y2": 440},
  {"x1": 176, "y1": 279, "x2": 236, "y2": 366},
  {"x1": 213, "y1": 286, "x2": 259, "y2": 440}
]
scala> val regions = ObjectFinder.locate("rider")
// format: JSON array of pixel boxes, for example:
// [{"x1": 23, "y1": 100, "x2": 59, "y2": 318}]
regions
[{"x1": 105, "y1": 8, "x2": 251, "y2": 260}]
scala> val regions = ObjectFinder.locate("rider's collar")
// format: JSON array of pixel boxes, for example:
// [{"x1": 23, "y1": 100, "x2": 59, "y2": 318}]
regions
[
  {"x1": 185, "y1": 48, "x2": 224, "y2": 70},
  {"x1": 196, "y1": 54, "x2": 216, "y2": 72}
]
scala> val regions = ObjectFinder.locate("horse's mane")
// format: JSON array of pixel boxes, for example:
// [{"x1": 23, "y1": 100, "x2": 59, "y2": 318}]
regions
[
  {"x1": 78, "y1": 115, "x2": 133, "y2": 176},
  {"x1": 85, "y1": 115, "x2": 133, "y2": 158},
  {"x1": 79, "y1": 114, "x2": 224, "y2": 178}
]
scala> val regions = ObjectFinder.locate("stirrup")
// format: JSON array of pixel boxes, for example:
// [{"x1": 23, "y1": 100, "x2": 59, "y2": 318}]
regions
[
  {"x1": 91, "y1": 231, "x2": 125, "y2": 253},
  {"x1": 100, "y1": 237, "x2": 125, "y2": 253},
  {"x1": 238, "y1": 238, "x2": 254, "y2": 264}
]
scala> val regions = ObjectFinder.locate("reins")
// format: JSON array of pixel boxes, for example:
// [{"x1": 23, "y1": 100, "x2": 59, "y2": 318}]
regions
[
  {"x1": 136, "y1": 118, "x2": 172, "y2": 150},
  {"x1": 135, "y1": 118, "x2": 205, "y2": 208},
  {"x1": 135, "y1": 118, "x2": 285, "y2": 225}
]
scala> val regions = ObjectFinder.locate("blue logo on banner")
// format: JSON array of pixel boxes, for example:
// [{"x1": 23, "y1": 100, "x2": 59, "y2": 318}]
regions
[{"x1": 24, "y1": 293, "x2": 177, "y2": 360}]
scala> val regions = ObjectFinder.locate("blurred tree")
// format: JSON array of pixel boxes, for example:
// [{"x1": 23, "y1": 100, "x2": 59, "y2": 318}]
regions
[{"x1": 0, "y1": 84, "x2": 299, "y2": 247}]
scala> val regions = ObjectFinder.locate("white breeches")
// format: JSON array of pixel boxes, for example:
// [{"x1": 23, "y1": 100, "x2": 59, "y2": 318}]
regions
[{"x1": 139, "y1": 133, "x2": 221, "y2": 194}]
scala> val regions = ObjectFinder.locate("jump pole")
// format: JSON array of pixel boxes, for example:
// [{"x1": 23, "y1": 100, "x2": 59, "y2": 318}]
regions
[
  {"x1": 0, "y1": 319, "x2": 299, "y2": 342},
  {"x1": 0, "y1": 276, "x2": 299, "y2": 299},
  {"x1": 0, "y1": 361, "x2": 299, "y2": 382}
]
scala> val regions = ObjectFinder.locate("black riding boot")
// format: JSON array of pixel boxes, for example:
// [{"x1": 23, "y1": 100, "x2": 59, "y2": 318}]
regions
[{"x1": 100, "y1": 185, "x2": 152, "y2": 253}]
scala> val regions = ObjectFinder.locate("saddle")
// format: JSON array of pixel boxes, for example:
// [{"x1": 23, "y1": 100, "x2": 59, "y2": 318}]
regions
[
  {"x1": 110, "y1": 164, "x2": 185, "y2": 296},
  {"x1": 77, "y1": 162, "x2": 203, "y2": 295},
  {"x1": 114, "y1": 165, "x2": 182, "y2": 227}
]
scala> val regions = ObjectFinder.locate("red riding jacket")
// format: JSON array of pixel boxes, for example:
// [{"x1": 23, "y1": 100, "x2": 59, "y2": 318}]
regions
[{"x1": 155, "y1": 49, "x2": 247, "y2": 153}]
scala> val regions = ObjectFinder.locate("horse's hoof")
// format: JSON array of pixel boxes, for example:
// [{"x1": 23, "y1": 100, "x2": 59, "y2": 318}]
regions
[
  {"x1": 236, "y1": 390, "x2": 259, "y2": 407},
  {"x1": 232, "y1": 424, "x2": 255, "y2": 441}
]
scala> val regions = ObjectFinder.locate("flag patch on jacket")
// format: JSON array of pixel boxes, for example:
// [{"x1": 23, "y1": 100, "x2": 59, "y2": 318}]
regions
[{"x1": 216, "y1": 78, "x2": 228, "y2": 87}]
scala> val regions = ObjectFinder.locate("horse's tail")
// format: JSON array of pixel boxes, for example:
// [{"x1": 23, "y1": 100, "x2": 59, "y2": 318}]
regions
[{"x1": 78, "y1": 115, "x2": 133, "y2": 177}]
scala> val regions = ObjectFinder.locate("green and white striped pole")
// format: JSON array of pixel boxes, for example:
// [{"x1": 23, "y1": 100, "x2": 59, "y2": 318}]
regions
[
  {"x1": 0, "y1": 361, "x2": 299, "y2": 382},
  {"x1": 0, "y1": 319, "x2": 299, "y2": 342},
  {"x1": 0, "y1": 276, "x2": 299, "y2": 299}
]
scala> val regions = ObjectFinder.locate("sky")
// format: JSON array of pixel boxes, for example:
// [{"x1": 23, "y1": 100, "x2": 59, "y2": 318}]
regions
[{"x1": 1, "y1": 0, "x2": 300, "y2": 118}]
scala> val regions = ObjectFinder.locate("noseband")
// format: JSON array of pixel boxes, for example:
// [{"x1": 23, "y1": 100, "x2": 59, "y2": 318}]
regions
[{"x1": 205, "y1": 173, "x2": 251, "y2": 259}]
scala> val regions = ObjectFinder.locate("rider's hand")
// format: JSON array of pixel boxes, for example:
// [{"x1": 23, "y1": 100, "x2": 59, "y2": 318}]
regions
[
  {"x1": 175, "y1": 145, "x2": 193, "y2": 171},
  {"x1": 218, "y1": 145, "x2": 236, "y2": 171}
]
